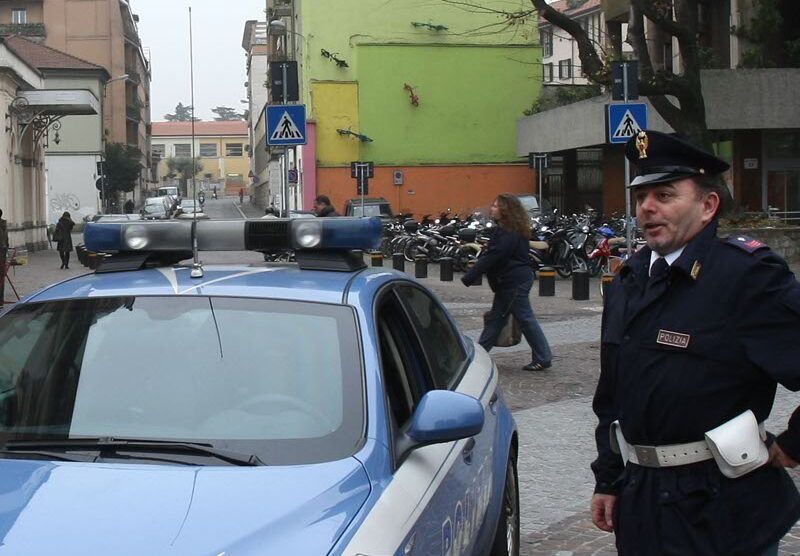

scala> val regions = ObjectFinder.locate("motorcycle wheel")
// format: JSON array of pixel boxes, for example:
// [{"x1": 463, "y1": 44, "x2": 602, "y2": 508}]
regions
[{"x1": 404, "y1": 241, "x2": 422, "y2": 263}]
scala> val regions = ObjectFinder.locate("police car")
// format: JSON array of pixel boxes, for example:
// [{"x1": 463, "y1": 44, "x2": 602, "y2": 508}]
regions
[{"x1": 0, "y1": 217, "x2": 518, "y2": 556}]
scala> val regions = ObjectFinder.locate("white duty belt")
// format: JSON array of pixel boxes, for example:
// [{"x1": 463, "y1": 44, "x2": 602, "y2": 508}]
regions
[{"x1": 610, "y1": 420, "x2": 767, "y2": 468}]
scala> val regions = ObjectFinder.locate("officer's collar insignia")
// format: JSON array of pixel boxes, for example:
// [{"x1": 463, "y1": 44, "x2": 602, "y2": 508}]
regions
[
  {"x1": 635, "y1": 131, "x2": 649, "y2": 159},
  {"x1": 690, "y1": 260, "x2": 702, "y2": 280},
  {"x1": 657, "y1": 330, "x2": 690, "y2": 349}
]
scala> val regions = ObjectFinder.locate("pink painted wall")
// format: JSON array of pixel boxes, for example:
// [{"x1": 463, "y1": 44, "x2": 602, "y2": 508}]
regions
[{"x1": 301, "y1": 122, "x2": 317, "y2": 210}]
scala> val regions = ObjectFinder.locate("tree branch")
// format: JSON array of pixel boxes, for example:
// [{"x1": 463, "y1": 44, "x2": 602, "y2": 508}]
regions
[{"x1": 529, "y1": 0, "x2": 609, "y2": 85}]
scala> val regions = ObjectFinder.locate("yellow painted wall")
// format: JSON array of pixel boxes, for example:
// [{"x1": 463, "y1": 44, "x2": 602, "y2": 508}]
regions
[
  {"x1": 311, "y1": 82, "x2": 360, "y2": 166},
  {"x1": 153, "y1": 135, "x2": 249, "y2": 181}
]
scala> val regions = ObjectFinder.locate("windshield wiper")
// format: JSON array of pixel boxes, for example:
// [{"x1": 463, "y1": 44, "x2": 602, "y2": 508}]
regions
[
  {"x1": 4, "y1": 438, "x2": 266, "y2": 467},
  {"x1": 0, "y1": 448, "x2": 95, "y2": 463}
]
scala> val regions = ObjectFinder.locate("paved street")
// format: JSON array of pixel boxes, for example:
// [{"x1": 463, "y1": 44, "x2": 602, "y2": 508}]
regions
[{"x1": 5, "y1": 202, "x2": 800, "y2": 555}]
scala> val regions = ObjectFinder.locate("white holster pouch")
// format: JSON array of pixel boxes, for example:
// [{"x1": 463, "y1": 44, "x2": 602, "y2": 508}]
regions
[
  {"x1": 704, "y1": 410, "x2": 769, "y2": 479},
  {"x1": 610, "y1": 410, "x2": 768, "y2": 478}
]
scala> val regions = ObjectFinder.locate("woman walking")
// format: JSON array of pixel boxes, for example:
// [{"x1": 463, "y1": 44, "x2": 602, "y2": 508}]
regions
[
  {"x1": 54, "y1": 211, "x2": 74, "y2": 269},
  {"x1": 462, "y1": 194, "x2": 552, "y2": 371}
]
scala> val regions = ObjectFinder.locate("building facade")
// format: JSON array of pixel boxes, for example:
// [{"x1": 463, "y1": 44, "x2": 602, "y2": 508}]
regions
[
  {"x1": 259, "y1": 0, "x2": 542, "y2": 217},
  {"x1": 519, "y1": 0, "x2": 800, "y2": 217},
  {"x1": 0, "y1": 0, "x2": 153, "y2": 202},
  {"x1": 151, "y1": 121, "x2": 250, "y2": 197}
]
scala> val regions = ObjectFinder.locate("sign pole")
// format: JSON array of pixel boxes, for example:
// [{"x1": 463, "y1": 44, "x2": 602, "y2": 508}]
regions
[
  {"x1": 282, "y1": 63, "x2": 290, "y2": 217},
  {"x1": 623, "y1": 62, "x2": 633, "y2": 257}
]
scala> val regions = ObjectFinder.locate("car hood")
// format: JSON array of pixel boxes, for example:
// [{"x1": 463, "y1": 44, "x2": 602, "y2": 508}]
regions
[{"x1": 0, "y1": 457, "x2": 370, "y2": 555}]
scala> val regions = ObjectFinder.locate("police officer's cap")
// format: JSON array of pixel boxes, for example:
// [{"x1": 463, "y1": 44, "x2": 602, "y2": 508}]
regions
[{"x1": 625, "y1": 130, "x2": 729, "y2": 188}]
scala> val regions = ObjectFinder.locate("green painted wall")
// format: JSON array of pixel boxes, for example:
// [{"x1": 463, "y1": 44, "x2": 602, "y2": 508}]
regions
[
  {"x1": 299, "y1": 0, "x2": 541, "y2": 164},
  {"x1": 358, "y1": 44, "x2": 537, "y2": 164}
]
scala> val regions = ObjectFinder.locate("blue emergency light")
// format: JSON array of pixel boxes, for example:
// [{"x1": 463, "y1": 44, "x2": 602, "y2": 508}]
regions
[{"x1": 83, "y1": 218, "x2": 383, "y2": 271}]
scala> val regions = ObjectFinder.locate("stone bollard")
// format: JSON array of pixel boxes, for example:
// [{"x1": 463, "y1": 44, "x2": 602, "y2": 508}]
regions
[
  {"x1": 392, "y1": 253, "x2": 405, "y2": 272},
  {"x1": 439, "y1": 257, "x2": 454, "y2": 282},
  {"x1": 87, "y1": 252, "x2": 98, "y2": 270},
  {"x1": 538, "y1": 267, "x2": 555, "y2": 297},
  {"x1": 371, "y1": 251, "x2": 384, "y2": 267},
  {"x1": 415, "y1": 256, "x2": 428, "y2": 279},
  {"x1": 572, "y1": 270, "x2": 590, "y2": 300},
  {"x1": 601, "y1": 273, "x2": 615, "y2": 301},
  {"x1": 466, "y1": 260, "x2": 481, "y2": 285}
]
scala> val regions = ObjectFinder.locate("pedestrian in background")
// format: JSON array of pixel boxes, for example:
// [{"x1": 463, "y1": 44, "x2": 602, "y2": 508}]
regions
[
  {"x1": 123, "y1": 198, "x2": 134, "y2": 214},
  {"x1": 0, "y1": 209, "x2": 8, "y2": 303},
  {"x1": 591, "y1": 130, "x2": 800, "y2": 555},
  {"x1": 53, "y1": 211, "x2": 74, "y2": 270},
  {"x1": 313, "y1": 195, "x2": 340, "y2": 217},
  {"x1": 461, "y1": 193, "x2": 552, "y2": 371},
  {"x1": 239, "y1": 189, "x2": 244, "y2": 204}
]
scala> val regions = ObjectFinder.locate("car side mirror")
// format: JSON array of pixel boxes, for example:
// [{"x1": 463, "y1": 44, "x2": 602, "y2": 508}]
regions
[{"x1": 399, "y1": 391, "x2": 484, "y2": 456}]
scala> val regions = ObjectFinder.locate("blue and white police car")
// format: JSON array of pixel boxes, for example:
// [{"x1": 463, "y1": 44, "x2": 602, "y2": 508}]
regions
[{"x1": 0, "y1": 217, "x2": 518, "y2": 555}]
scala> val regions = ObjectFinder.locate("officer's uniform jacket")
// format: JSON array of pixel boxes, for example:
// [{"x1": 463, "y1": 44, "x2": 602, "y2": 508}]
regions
[{"x1": 593, "y1": 220, "x2": 800, "y2": 555}]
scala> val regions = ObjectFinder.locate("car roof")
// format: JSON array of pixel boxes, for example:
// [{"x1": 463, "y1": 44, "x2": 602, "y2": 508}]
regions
[{"x1": 25, "y1": 265, "x2": 400, "y2": 306}]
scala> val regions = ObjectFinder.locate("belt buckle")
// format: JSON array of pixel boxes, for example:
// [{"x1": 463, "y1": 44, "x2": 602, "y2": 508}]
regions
[{"x1": 633, "y1": 445, "x2": 661, "y2": 468}]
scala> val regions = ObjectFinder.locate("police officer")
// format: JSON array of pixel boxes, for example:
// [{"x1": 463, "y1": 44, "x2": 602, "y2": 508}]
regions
[{"x1": 591, "y1": 130, "x2": 800, "y2": 555}]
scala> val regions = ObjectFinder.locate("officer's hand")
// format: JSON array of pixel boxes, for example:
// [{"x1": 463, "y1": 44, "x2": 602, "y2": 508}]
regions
[
  {"x1": 769, "y1": 442, "x2": 799, "y2": 468},
  {"x1": 591, "y1": 493, "x2": 617, "y2": 532}
]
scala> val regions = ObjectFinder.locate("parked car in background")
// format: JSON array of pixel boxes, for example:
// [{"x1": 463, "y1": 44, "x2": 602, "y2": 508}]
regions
[
  {"x1": 513, "y1": 194, "x2": 552, "y2": 217},
  {"x1": 157, "y1": 186, "x2": 181, "y2": 202},
  {"x1": 344, "y1": 198, "x2": 394, "y2": 225},
  {"x1": 175, "y1": 200, "x2": 208, "y2": 220},
  {"x1": 141, "y1": 197, "x2": 171, "y2": 220}
]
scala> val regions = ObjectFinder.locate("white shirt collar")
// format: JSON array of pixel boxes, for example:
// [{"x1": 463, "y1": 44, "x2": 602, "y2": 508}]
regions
[{"x1": 649, "y1": 246, "x2": 686, "y2": 274}]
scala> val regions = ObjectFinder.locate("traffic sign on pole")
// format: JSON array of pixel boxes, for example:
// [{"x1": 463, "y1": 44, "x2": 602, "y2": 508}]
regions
[
  {"x1": 607, "y1": 103, "x2": 647, "y2": 144},
  {"x1": 266, "y1": 104, "x2": 307, "y2": 146}
]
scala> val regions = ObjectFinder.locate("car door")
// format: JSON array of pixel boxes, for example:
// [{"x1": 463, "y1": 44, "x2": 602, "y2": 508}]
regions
[
  {"x1": 376, "y1": 283, "x2": 496, "y2": 556},
  {"x1": 393, "y1": 284, "x2": 498, "y2": 555}
]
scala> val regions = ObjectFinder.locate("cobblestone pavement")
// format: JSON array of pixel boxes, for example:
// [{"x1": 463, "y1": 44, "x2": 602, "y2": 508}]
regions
[{"x1": 6, "y1": 217, "x2": 800, "y2": 555}]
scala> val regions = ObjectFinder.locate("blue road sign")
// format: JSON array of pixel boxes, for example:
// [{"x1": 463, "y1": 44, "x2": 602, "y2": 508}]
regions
[
  {"x1": 267, "y1": 104, "x2": 307, "y2": 146},
  {"x1": 608, "y1": 103, "x2": 648, "y2": 144}
]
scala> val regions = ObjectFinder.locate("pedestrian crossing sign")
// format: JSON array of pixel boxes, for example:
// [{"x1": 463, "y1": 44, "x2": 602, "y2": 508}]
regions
[
  {"x1": 607, "y1": 103, "x2": 648, "y2": 144},
  {"x1": 266, "y1": 104, "x2": 307, "y2": 146}
]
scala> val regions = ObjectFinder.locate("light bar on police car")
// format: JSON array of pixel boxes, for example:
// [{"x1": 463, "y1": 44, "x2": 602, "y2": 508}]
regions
[{"x1": 83, "y1": 217, "x2": 383, "y2": 254}]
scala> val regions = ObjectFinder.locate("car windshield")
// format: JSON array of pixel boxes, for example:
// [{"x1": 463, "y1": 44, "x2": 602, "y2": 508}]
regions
[
  {"x1": 0, "y1": 297, "x2": 363, "y2": 464},
  {"x1": 181, "y1": 201, "x2": 197, "y2": 210},
  {"x1": 142, "y1": 205, "x2": 162, "y2": 214},
  {"x1": 351, "y1": 204, "x2": 389, "y2": 217}
]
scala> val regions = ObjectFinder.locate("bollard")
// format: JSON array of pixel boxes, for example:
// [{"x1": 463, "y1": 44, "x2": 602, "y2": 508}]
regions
[
  {"x1": 440, "y1": 257, "x2": 454, "y2": 282},
  {"x1": 392, "y1": 253, "x2": 405, "y2": 272},
  {"x1": 87, "y1": 252, "x2": 98, "y2": 270},
  {"x1": 371, "y1": 251, "x2": 383, "y2": 267},
  {"x1": 572, "y1": 270, "x2": 590, "y2": 300},
  {"x1": 539, "y1": 267, "x2": 555, "y2": 297},
  {"x1": 601, "y1": 273, "x2": 615, "y2": 301},
  {"x1": 415, "y1": 256, "x2": 428, "y2": 279},
  {"x1": 466, "y1": 260, "x2": 481, "y2": 285}
]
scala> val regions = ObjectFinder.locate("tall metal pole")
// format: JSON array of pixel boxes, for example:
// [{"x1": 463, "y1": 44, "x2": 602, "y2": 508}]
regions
[
  {"x1": 282, "y1": 63, "x2": 289, "y2": 217},
  {"x1": 623, "y1": 62, "x2": 633, "y2": 256},
  {"x1": 189, "y1": 6, "x2": 201, "y2": 277}
]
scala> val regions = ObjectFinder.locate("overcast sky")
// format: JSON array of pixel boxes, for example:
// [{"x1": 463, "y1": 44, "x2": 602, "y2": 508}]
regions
[{"x1": 133, "y1": 0, "x2": 266, "y2": 122}]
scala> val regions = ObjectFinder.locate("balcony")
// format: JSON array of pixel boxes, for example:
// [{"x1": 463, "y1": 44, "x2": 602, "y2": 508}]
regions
[{"x1": 0, "y1": 23, "x2": 45, "y2": 39}]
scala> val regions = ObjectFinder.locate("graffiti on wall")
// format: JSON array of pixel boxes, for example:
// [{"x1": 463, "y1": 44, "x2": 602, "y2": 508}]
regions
[{"x1": 50, "y1": 193, "x2": 80, "y2": 214}]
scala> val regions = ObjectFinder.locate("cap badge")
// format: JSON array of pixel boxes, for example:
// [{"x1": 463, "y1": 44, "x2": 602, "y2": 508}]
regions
[{"x1": 635, "y1": 131, "x2": 649, "y2": 159}]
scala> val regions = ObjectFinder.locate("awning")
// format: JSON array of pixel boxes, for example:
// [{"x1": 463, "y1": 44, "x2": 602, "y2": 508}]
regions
[{"x1": 18, "y1": 89, "x2": 99, "y2": 116}]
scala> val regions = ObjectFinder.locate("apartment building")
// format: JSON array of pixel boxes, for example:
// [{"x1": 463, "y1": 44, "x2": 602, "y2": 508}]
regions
[
  {"x1": 0, "y1": 0, "x2": 153, "y2": 201},
  {"x1": 242, "y1": 20, "x2": 269, "y2": 206},
  {"x1": 519, "y1": 0, "x2": 800, "y2": 216},
  {"x1": 258, "y1": 0, "x2": 541, "y2": 217},
  {"x1": 151, "y1": 121, "x2": 250, "y2": 196}
]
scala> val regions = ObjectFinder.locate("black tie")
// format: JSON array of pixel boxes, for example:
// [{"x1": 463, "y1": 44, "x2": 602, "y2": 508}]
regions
[{"x1": 648, "y1": 257, "x2": 669, "y2": 287}]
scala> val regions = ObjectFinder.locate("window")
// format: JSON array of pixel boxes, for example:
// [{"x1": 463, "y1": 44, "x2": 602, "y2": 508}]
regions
[
  {"x1": 558, "y1": 59, "x2": 572, "y2": 80},
  {"x1": 0, "y1": 297, "x2": 364, "y2": 465},
  {"x1": 377, "y1": 293, "x2": 432, "y2": 428},
  {"x1": 540, "y1": 29, "x2": 552, "y2": 58},
  {"x1": 174, "y1": 144, "x2": 191, "y2": 157},
  {"x1": 151, "y1": 144, "x2": 165, "y2": 160},
  {"x1": 396, "y1": 286, "x2": 467, "y2": 389},
  {"x1": 226, "y1": 143, "x2": 243, "y2": 157},
  {"x1": 11, "y1": 9, "x2": 26, "y2": 24},
  {"x1": 199, "y1": 143, "x2": 217, "y2": 158},
  {"x1": 543, "y1": 62, "x2": 554, "y2": 83}
]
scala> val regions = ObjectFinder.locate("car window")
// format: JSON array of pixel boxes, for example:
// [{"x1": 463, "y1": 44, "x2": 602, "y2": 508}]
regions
[
  {"x1": 395, "y1": 286, "x2": 467, "y2": 389},
  {"x1": 376, "y1": 291, "x2": 432, "y2": 429},
  {"x1": 0, "y1": 297, "x2": 364, "y2": 465}
]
